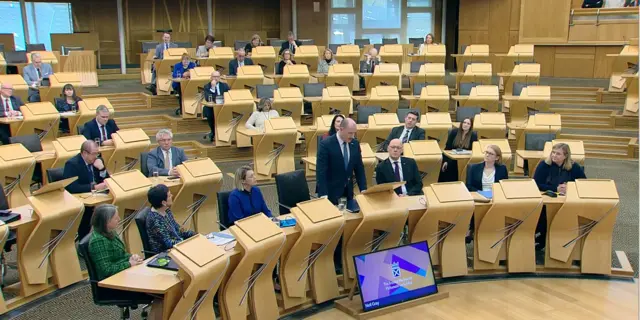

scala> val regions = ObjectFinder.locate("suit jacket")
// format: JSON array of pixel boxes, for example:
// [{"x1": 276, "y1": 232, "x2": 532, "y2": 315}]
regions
[
  {"x1": 228, "y1": 58, "x2": 254, "y2": 76},
  {"x1": 0, "y1": 95, "x2": 23, "y2": 117},
  {"x1": 359, "y1": 59, "x2": 380, "y2": 73},
  {"x1": 380, "y1": 125, "x2": 426, "y2": 151},
  {"x1": 201, "y1": 81, "x2": 230, "y2": 119},
  {"x1": 155, "y1": 42, "x2": 178, "y2": 59},
  {"x1": 172, "y1": 62, "x2": 196, "y2": 90},
  {"x1": 316, "y1": 135, "x2": 367, "y2": 204},
  {"x1": 82, "y1": 118, "x2": 120, "y2": 143},
  {"x1": 196, "y1": 45, "x2": 210, "y2": 58},
  {"x1": 63, "y1": 153, "x2": 110, "y2": 194},
  {"x1": 54, "y1": 97, "x2": 81, "y2": 112},
  {"x1": 375, "y1": 157, "x2": 423, "y2": 196},
  {"x1": 466, "y1": 162, "x2": 508, "y2": 192},
  {"x1": 277, "y1": 60, "x2": 296, "y2": 75},
  {"x1": 279, "y1": 40, "x2": 302, "y2": 55},
  {"x1": 88, "y1": 231, "x2": 131, "y2": 281},
  {"x1": 23, "y1": 63, "x2": 54, "y2": 85},
  {"x1": 146, "y1": 146, "x2": 188, "y2": 176},
  {"x1": 444, "y1": 128, "x2": 478, "y2": 150}
]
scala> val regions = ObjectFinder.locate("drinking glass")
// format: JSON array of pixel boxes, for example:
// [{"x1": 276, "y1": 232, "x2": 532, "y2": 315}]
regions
[
  {"x1": 338, "y1": 197, "x2": 347, "y2": 213},
  {"x1": 94, "y1": 138, "x2": 101, "y2": 146}
]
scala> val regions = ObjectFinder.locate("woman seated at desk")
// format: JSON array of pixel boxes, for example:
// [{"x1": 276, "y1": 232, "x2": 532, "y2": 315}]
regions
[
  {"x1": 276, "y1": 49, "x2": 296, "y2": 75},
  {"x1": 533, "y1": 143, "x2": 586, "y2": 249},
  {"x1": 439, "y1": 117, "x2": 478, "y2": 182},
  {"x1": 244, "y1": 34, "x2": 264, "y2": 57},
  {"x1": 322, "y1": 114, "x2": 344, "y2": 139},
  {"x1": 196, "y1": 35, "x2": 215, "y2": 58},
  {"x1": 466, "y1": 144, "x2": 508, "y2": 192},
  {"x1": 146, "y1": 184, "x2": 196, "y2": 253},
  {"x1": 55, "y1": 84, "x2": 82, "y2": 133},
  {"x1": 245, "y1": 97, "x2": 279, "y2": 132},
  {"x1": 317, "y1": 48, "x2": 337, "y2": 74},
  {"x1": 417, "y1": 33, "x2": 436, "y2": 55},
  {"x1": 228, "y1": 166, "x2": 272, "y2": 225}
]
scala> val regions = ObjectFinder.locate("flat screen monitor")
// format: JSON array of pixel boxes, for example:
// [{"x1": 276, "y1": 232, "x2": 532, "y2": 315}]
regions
[{"x1": 353, "y1": 241, "x2": 438, "y2": 312}]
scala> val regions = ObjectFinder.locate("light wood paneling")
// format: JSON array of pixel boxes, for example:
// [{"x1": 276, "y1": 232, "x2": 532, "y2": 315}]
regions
[
  {"x1": 458, "y1": 31, "x2": 490, "y2": 50},
  {"x1": 459, "y1": 0, "x2": 490, "y2": 31},
  {"x1": 519, "y1": 0, "x2": 571, "y2": 43},
  {"x1": 0, "y1": 34, "x2": 16, "y2": 51},
  {"x1": 488, "y1": 0, "x2": 512, "y2": 53},
  {"x1": 553, "y1": 47, "x2": 595, "y2": 78},
  {"x1": 569, "y1": 24, "x2": 598, "y2": 42},
  {"x1": 280, "y1": 0, "x2": 292, "y2": 39},
  {"x1": 594, "y1": 46, "x2": 624, "y2": 78},
  {"x1": 508, "y1": 30, "x2": 520, "y2": 47},
  {"x1": 297, "y1": 0, "x2": 328, "y2": 46},
  {"x1": 555, "y1": 46, "x2": 595, "y2": 54},
  {"x1": 597, "y1": 23, "x2": 639, "y2": 42},
  {"x1": 510, "y1": 0, "x2": 521, "y2": 31},
  {"x1": 533, "y1": 46, "x2": 556, "y2": 77}
]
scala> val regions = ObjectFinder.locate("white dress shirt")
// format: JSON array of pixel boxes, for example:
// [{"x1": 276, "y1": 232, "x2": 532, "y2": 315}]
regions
[
  {"x1": 482, "y1": 169, "x2": 495, "y2": 191},
  {"x1": 390, "y1": 158, "x2": 407, "y2": 195}
]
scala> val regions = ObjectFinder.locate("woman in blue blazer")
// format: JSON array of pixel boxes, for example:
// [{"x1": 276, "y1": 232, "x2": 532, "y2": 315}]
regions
[
  {"x1": 466, "y1": 144, "x2": 509, "y2": 192},
  {"x1": 228, "y1": 165, "x2": 272, "y2": 226}
]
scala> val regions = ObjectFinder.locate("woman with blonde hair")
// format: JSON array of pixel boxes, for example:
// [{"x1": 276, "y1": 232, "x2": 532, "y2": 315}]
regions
[
  {"x1": 533, "y1": 142, "x2": 586, "y2": 194},
  {"x1": 277, "y1": 49, "x2": 296, "y2": 75},
  {"x1": 244, "y1": 34, "x2": 264, "y2": 56},
  {"x1": 317, "y1": 48, "x2": 337, "y2": 73},
  {"x1": 245, "y1": 97, "x2": 280, "y2": 132},
  {"x1": 466, "y1": 144, "x2": 508, "y2": 192},
  {"x1": 228, "y1": 165, "x2": 272, "y2": 225}
]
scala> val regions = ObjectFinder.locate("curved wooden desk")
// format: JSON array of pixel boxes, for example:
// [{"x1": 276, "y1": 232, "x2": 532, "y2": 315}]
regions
[
  {"x1": 213, "y1": 89, "x2": 255, "y2": 147},
  {"x1": 0, "y1": 144, "x2": 36, "y2": 208},
  {"x1": 106, "y1": 128, "x2": 151, "y2": 174}
]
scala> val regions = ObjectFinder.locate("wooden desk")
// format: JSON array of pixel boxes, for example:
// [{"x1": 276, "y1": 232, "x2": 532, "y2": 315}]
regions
[
  {"x1": 443, "y1": 150, "x2": 472, "y2": 181},
  {"x1": 516, "y1": 150, "x2": 544, "y2": 176}
]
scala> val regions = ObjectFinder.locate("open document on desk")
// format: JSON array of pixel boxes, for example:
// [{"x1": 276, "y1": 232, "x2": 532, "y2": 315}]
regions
[{"x1": 206, "y1": 232, "x2": 236, "y2": 245}]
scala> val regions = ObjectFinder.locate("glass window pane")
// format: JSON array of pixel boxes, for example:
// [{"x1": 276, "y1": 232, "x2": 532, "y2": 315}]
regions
[
  {"x1": 0, "y1": 1, "x2": 26, "y2": 51},
  {"x1": 362, "y1": 34, "x2": 400, "y2": 44},
  {"x1": 407, "y1": 12, "x2": 432, "y2": 42},
  {"x1": 26, "y1": 2, "x2": 73, "y2": 51},
  {"x1": 362, "y1": 0, "x2": 401, "y2": 29},
  {"x1": 330, "y1": 14, "x2": 356, "y2": 45},
  {"x1": 408, "y1": 0, "x2": 433, "y2": 7},
  {"x1": 332, "y1": 0, "x2": 355, "y2": 8}
]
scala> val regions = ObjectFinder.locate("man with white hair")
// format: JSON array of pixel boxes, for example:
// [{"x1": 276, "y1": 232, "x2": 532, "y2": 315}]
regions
[
  {"x1": 228, "y1": 48, "x2": 254, "y2": 76},
  {"x1": 23, "y1": 52, "x2": 54, "y2": 102},
  {"x1": 359, "y1": 47, "x2": 380, "y2": 88},
  {"x1": 0, "y1": 83, "x2": 23, "y2": 144},
  {"x1": 146, "y1": 129, "x2": 187, "y2": 177}
]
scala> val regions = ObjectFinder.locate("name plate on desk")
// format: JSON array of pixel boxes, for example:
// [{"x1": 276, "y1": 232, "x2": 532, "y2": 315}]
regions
[{"x1": 235, "y1": 214, "x2": 283, "y2": 243}]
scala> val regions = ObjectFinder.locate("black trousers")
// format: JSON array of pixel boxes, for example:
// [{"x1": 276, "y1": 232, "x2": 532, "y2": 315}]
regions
[
  {"x1": 98, "y1": 287, "x2": 154, "y2": 305},
  {"x1": 78, "y1": 206, "x2": 94, "y2": 241},
  {"x1": 535, "y1": 206, "x2": 548, "y2": 249},
  {"x1": 438, "y1": 157, "x2": 459, "y2": 182},
  {"x1": 0, "y1": 124, "x2": 11, "y2": 145},
  {"x1": 203, "y1": 106, "x2": 215, "y2": 138}
]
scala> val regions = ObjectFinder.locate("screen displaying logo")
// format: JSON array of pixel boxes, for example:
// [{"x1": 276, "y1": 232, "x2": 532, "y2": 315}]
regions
[{"x1": 353, "y1": 241, "x2": 438, "y2": 312}]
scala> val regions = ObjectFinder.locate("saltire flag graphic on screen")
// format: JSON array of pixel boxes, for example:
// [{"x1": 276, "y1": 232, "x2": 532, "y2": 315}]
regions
[{"x1": 354, "y1": 241, "x2": 438, "y2": 312}]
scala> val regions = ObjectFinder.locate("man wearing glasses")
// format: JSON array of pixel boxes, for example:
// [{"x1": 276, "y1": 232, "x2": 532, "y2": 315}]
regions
[
  {"x1": 146, "y1": 129, "x2": 188, "y2": 177},
  {"x1": 228, "y1": 48, "x2": 254, "y2": 76},
  {"x1": 375, "y1": 139, "x2": 423, "y2": 196}
]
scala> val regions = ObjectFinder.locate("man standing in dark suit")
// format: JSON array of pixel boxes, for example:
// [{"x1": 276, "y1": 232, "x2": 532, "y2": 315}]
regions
[
  {"x1": 279, "y1": 31, "x2": 302, "y2": 55},
  {"x1": 0, "y1": 83, "x2": 23, "y2": 144},
  {"x1": 82, "y1": 105, "x2": 120, "y2": 146},
  {"x1": 316, "y1": 118, "x2": 367, "y2": 205},
  {"x1": 379, "y1": 111, "x2": 425, "y2": 151},
  {"x1": 147, "y1": 129, "x2": 188, "y2": 177},
  {"x1": 63, "y1": 140, "x2": 110, "y2": 239},
  {"x1": 228, "y1": 48, "x2": 254, "y2": 76},
  {"x1": 202, "y1": 71, "x2": 230, "y2": 142},
  {"x1": 375, "y1": 139, "x2": 423, "y2": 196}
]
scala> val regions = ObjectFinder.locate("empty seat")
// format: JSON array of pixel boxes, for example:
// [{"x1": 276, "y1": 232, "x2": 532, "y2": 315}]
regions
[
  {"x1": 4, "y1": 51, "x2": 27, "y2": 64},
  {"x1": 275, "y1": 170, "x2": 311, "y2": 215},
  {"x1": 270, "y1": 39, "x2": 286, "y2": 48},
  {"x1": 408, "y1": 37, "x2": 423, "y2": 47},
  {"x1": 174, "y1": 42, "x2": 192, "y2": 48},
  {"x1": 46, "y1": 168, "x2": 64, "y2": 183},
  {"x1": 357, "y1": 106, "x2": 382, "y2": 124},
  {"x1": 459, "y1": 82, "x2": 477, "y2": 96},
  {"x1": 299, "y1": 39, "x2": 315, "y2": 45},
  {"x1": 410, "y1": 61, "x2": 425, "y2": 73},
  {"x1": 26, "y1": 43, "x2": 46, "y2": 52},
  {"x1": 513, "y1": 82, "x2": 529, "y2": 96},
  {"x1": 256, "y1": 84, "x2": 279, "y2": 99},
  {"x1": 525, "y1": 133, "x2": 556, "y2": 151},
  {"x1": 456, "y1": 107, "x2": 482, "y2": 122},
  {"x1": 141, "y1": 42, "x2": 159, "y2": 54},
  {"x1": 303, "y1": 83, "x2": 325, "y2": 97},
  {"x1": 216, "y1": 191, "x2": 232, "y2": 229},
  {"x1": 354, "y1": 39, "x2": 370, "y2": 48},
  {"x1": 328, "y1": 44, "x2": 344, "y2": 54},
  {"x1": 382, "y1": 38, "x2": 398, "y2": 45}
]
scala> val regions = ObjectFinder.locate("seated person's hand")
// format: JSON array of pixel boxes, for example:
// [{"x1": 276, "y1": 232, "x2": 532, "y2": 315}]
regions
[
  {"x1": 93, "y1": 182, "x2": 108, "y2": 191},
  {"x1": 182, "y1": 70, "x2": 191, "y2": 79},
  {"x1": 8, "y1": 110, "x2": 20, "y2": 117},
  {"x1": 441, "y1": 162, "x2": 448, "y2": 171},
  {"x1": 93, "y1": 158, "x2": 105, "y2": 171},
  {"x1": 129, "y1": 254, "x2": 143, "y2": 266},
  {"x1": 101, "y1": 139, "x2": 114, "y2": 146},
  {"x1": 557, "y1": 183, "x2": 567, "y2": 195},
  {"x1": 169, "y1": 167, "x2": 180, "y2": 177}
]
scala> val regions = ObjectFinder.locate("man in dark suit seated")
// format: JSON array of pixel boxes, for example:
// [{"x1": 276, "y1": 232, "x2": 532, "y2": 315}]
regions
[
  {"x1": 147, "y1": 129, "x2": 188, "y2": 177},
  {"x1": 63, "y1": 140, "x2": 110, "y2": 239},
  {"x1": 0, "y1": 83, "x2": 23, "y2": 145},
  {"x1": 228, "y1": 48, "x2": 254, "y2": 76},
  {"x1": 202, "y1": 71, "x2": 230, "y2": 142},
  {"x1": 82, "y1": 105, "x2": 120, "y2": 146},
  {"x1": 375, "y1": 139, "x2": 423, "y2": 196},
  {"x1": 379, "y1": 111, "x2": 425, "y2": 151},
  {"x1": 316, "y1": 118, "x2": 367, "y2": 205},
  {"x1": 279, "y1": 31, "x2": 302, "y2": 55}
]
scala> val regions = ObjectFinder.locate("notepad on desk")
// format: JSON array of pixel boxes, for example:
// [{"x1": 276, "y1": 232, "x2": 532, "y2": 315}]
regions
[
  {"x1": 477, "y1": 191, "x2": 493, "y2": 200},
  {"x1": 451, "y1": 149, "x2": 472, "y2": 155},
  {"x1": 206, "y1": 232, "x2": 235, "y2": 246}
]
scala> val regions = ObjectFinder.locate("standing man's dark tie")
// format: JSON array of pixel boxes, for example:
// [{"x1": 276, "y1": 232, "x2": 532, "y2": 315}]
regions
[
  {"x1": 100, "y1": 125, "x2": 107, "y2": 142},
  {"x1": 342, "y1": 142, "x2": 349, "y2": 170},
  {"x1": 3, "y1": 99, "x2": 10, "y2": 116},
  {"x1": 87, "y1": 164, "x2": 95, "y2": 183},
  {"x1": 393, "y1": 161, "x2": 401, "y2": 181},
  {"x1": 36, "y1": 68, "x2": 41, "y2": 78}
]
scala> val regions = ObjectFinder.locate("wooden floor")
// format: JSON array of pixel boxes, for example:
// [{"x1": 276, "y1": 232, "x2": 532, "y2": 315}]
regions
[{"x1": 308, "y1": 278, "x2": 638, "y2": 320}]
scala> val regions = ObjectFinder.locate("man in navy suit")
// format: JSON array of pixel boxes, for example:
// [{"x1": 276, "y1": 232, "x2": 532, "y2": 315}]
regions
[
  {"x1": 147, "y1": 129, "x2": 188, "y2": 176},
  {"x1": 316, "y1": 118, "x2": 367, "y2": 205},
  {"x1": 202, "y1": 71, "x2": 230, "y2": 142},
  {"x1": 63, "y1": 140, "x2": 110, "y2": 239},
  {"x1": 228, "y1": 48, "x2": 254, "y2": 76},
  {"x1": 279, "y1": 31, "x2": 302, "y2": 55},
  {"x1": 375, "y1": 139, "x2": 423, "y2": 196},
  {"x1": 0, "y1": 83, "x2": 23, "y2": 144},
  {"x1": 82, "y1": 105, "x2": 120, "y2": 146}
]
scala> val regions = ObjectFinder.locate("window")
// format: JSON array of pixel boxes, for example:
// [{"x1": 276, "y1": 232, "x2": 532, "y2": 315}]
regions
[
  {"x1": 0, "y1": 1, "x2": 72, "y2": 51},
  {"x1": 329, "y1": 0, "x2": 434, "y2": 45},
  {"x1": 362, "y1": 0, "x2": 401, "y2": 29},
  {"x1": 330, "y1": 14, "x2": 356, "y2": 44}
]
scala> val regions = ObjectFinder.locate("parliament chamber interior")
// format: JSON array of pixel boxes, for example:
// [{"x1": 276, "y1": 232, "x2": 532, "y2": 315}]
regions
[{"x1": 0, "y1": 0, "x2": 637, "y2": 319}]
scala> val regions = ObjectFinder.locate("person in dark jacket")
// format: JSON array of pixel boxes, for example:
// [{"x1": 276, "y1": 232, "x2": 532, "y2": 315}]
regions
[
  {"x1": 228, "y1": 165, "x2": 272, "y2": 225},
  {"x1": 54, "y1": 83, "x2": 82, "y2": 133},
  {"x1": 202, "y1": 71, "x2": 230, "y2": 142},
  {"x1": 439, "y1": 117, "x2": 478, "y2": 182},
  {"x1": 466, "y1": 144, "x2": 508, "y2": 192},
  {"x1": 277, "y1": 49, "x2": 296, "y2": 75},
  {"x1": 375, "y1": 139, "x2": 423, "y2": 196},
  {"x1": 82, "y1": 105, "x2": 119, "y2": 146}
]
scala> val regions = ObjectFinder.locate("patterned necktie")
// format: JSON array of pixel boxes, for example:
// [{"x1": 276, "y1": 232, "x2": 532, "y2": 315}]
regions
[
  {"x1": 4, "y1": 99, "x2": 9, "y2": 116},
  {"x1": 100, "y1": 125, "x2": 107, "y2": 141},
  {"x1": 401, "y1": 129, "x2": 410, "y2": 144},
  {"x1": 36, "y1": 68, "x2": 41, "y2": 78},
  {"x1": 164, "y1": 151, "x2": 170, "y2": 169},
  {"x1": 342, "y1": 142, "x2": 349, "y2": 170},
  {"x1": 393, "y1": 161, "x2": 401, "y2": 181}
]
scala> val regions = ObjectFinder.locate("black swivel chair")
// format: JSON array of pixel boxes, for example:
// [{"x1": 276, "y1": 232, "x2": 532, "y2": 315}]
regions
[
  {"x1": 234, "y1": 40, "x2": 250, "y2": 51},
  {"x1": 328, "y1": 44, "x2": 344, "y2": 55},
  {"x1": 140, "y1": 152, "x2": 150, "y2": 177},
  {"x1": 524, "y1": 132, "x2": 556, "y2": 176},
  {"x1": 456, "y1": 107, "x2": 482, "y2": 123},
  {"x1": 275, "y1": 170, "x2": 310, "y2": 215},
  {"x1": 408, "y1": 37, "x2": 423, "y2": 48},
  {"x1": 270, "y1": 39, "x2": 286, "y2": 49},
  {"x1": 46, "y1": 167, "x2": 64, "y2": 183},
  {"x1": 382, "y1": 38, "x2": 398, "y2": 45},
  {"x1": 174, "y1": 42, "x2": 192, "y2": 49},
  {"x1": 78, "y1": 235, "x2": 152, "y2": 320},
  {"x1": 459, "y1": 82, "x2": 477, "y2": 96},
  {"x1": 410, "y1": 61, "x2": 425, "y2": 73},
  {"x1": 26, "y1": 43, "x2": 46, "y2": 52},
  {"x1": 513, "y1": 82, "x2": 529, "y2": 96},
  {"x1": 216, "y1": 191, "x2": 232, "y2": 230},
  {"x1": 373, "y1": 43, "x2": 383, "y2": 52},
  {"x1": 412, "y1": 82, "x2": 436, "y2": 96},
  {"x1": 354, "y1": 39, "x2": 370, "y2": 48},
  {"x1": 10, "y1": 134, "x2": 43, "y2": 186},
  {"x1": 357, "y1": 106, "x2": 382, "y2": 124},
  {"x1": 299, "y1": 39, "x2": 315, "y2": 46},
  {"x1": 77, "y1": 124, "x2": 85, "y2": 136},
  {"x1": 396, "y1": 108, "x2": 420, "y2": 123},
  {"x1": 302, "y1": 83, "x2": 325, "y2": 114},
  {"x1": 0, "y1": 187, "x2": 16, "y2": 287},
  {"x1": 134, "y1": 207, "x2": 157, "y2": 259},
  {"x1": 256, "y1": 84, "x2": 279, "y2": 99}
]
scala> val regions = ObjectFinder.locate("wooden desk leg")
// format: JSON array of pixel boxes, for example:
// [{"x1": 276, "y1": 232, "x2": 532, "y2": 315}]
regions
[{"x1": 457, "y1": 158, "x2": 471, "y2": 182}]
